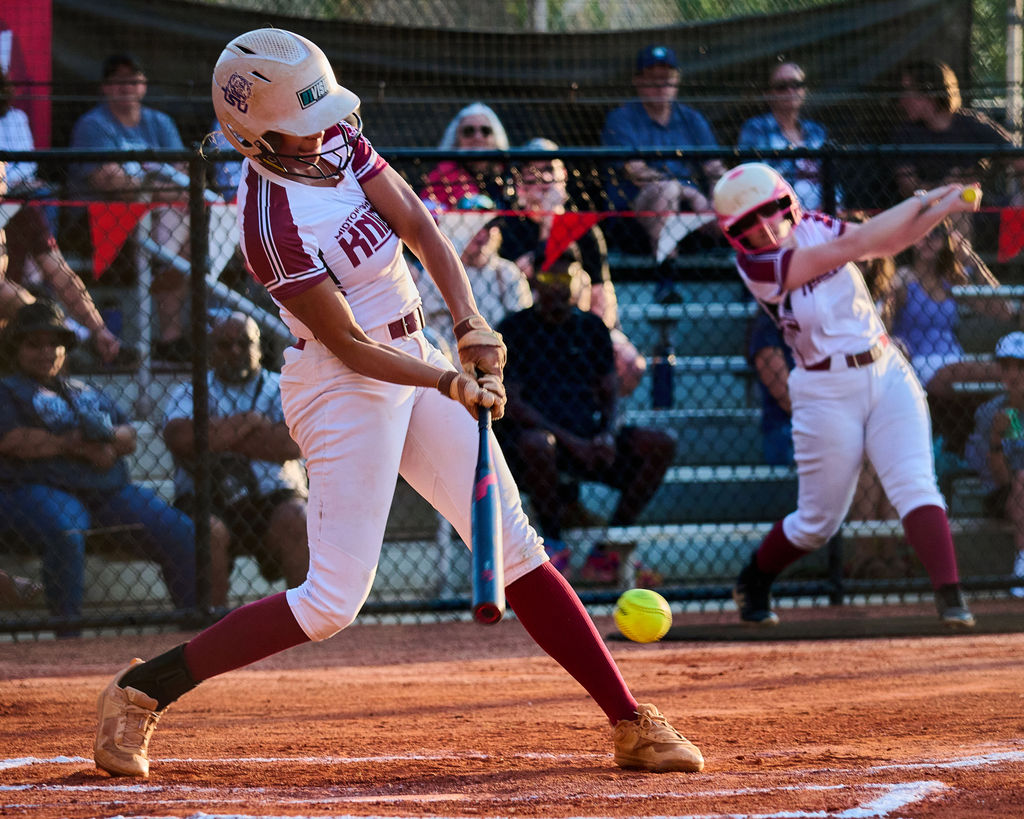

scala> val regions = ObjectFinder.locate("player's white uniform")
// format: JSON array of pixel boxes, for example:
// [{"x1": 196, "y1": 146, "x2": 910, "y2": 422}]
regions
[
  {"x1": 737, "y1": 212, "x2": 944, "y2": 551},
  {"x1": 237, "y1": 123, "x2": 545, "y2": 641}
]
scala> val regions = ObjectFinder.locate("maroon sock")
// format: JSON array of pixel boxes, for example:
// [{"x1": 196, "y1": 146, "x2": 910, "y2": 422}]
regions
[
  {"x1": 755, "y1": 520, "x2": 806, "y2": 575},
  {"x1": 902, "y1": 504, "x2": 960, "y2": 588},
  {"x1": 505, "y1": 562, "x2": 637, "y2": 724},
  {"x1": 183, "y1": 591, "x2": 310, "y2": 682}
]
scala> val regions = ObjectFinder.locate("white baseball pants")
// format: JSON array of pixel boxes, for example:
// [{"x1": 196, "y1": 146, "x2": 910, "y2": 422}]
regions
[
  {"x1": 783, "y1": 346, "x2": 945, "y2": 551},
  {"x1": 279, "y1": 329, "x2": 546, "y2": 641}
]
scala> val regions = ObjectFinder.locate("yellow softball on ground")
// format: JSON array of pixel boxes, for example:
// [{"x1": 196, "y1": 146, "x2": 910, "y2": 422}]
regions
[{"x1": 614, "y1": 588, "x2": 673, "y2": 643}]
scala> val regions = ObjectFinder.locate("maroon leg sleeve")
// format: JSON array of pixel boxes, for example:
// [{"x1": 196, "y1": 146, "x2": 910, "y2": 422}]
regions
[
  {"x1": 756, "y1": 520, "x2": 807, "y2": 575},
  {"x1": 184, "y1": 591, "x2": 310, "y2": 682},
  {"x1": 902, "y1": 504, "x2": 960, "y2": 588},
  {"x1": 505, "y1": 562, "x2": 637, "y2": 725}
]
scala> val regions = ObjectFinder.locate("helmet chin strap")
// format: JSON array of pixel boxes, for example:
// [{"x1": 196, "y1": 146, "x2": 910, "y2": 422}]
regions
[{"x1": 257, "y1": 113, "x2": 363, "y2": 181}]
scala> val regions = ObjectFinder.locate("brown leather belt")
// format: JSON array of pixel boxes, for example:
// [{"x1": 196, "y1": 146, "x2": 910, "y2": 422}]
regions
[
  {"x1": 386, "y1": 306, "x2": 425, "y2": 340},
  {"x1": 294, "y1": 306, "x2": 425, "y2": 350},
  {"x1": 805, "y1": 335, "x2": 889, "y2": 371}
]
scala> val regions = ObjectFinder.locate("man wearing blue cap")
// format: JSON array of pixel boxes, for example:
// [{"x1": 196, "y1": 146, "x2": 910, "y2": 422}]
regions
[{"x1": 601, "y1": 45, "x2": 726, "y2": 264}]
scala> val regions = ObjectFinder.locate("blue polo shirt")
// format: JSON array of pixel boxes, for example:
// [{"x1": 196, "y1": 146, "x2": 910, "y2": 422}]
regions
[
  {"x1": 69, "y1": 104, "x2": 184, "y2": 196},
  {"x1": 601, "y1": 101, "x2": 719, "y2": 209}
]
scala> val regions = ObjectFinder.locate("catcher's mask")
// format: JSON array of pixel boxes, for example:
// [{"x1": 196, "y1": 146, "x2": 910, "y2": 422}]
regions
[
  {"x1": 212, "y1": 28, "x2": 361, "y2": 180},
  {"x1": 712, "y1": 162, "x2": 802, "y2": 252}
]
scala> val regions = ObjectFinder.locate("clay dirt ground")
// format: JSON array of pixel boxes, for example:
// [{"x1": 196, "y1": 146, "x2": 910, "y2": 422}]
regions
[{"x1": 2, "y1": 600, "x2": 1024, "y2": 819}]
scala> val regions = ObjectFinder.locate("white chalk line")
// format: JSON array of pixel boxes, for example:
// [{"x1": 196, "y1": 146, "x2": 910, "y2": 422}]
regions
[
  {"x1": 1, "y1": 746, "x2": 1021, "y2": 819},
  {"x1": 0, "y1": 751, "x2": 599, "y2": 772},
  {"x1": 0, "y1": 782, "x2": 946, "y2": 818}
]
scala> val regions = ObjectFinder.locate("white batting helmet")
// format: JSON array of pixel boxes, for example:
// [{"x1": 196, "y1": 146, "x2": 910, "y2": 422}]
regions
[
  {"x1": 212, "y1": 28, "x2": 360, "y2": 174},
  {"x1": 712, "y1": 163, "x2": 802, "y2": 252}
]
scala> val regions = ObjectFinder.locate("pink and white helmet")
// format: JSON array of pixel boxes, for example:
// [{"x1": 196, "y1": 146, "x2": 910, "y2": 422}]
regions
[
  {"x1": 712, "y1": 163, "x2": 802, "y2": 252},
  {"x1": 212, "y1": 28, "x2": 361, "y2": 177}
]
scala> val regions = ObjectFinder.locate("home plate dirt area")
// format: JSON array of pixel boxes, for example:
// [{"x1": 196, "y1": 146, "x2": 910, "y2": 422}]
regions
[{"x1": 2, "y1": 600, "x2": 1023, "y2": 819}]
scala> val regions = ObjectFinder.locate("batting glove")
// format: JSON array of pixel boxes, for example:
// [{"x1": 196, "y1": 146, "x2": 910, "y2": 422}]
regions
[
  {"x1": 437, "y1": 370, "x2": 505, "y2": 420},
  {"x1": 454, "y1": 315, "x2": 507, "y2": 380}
]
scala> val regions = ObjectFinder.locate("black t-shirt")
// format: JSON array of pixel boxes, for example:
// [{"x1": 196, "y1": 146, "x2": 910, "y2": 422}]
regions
[
  {"x1": 890, "y1": 109, "x2": 1014, "y2": 188},
  {"x1": 487, "y1": 215, "x2": 610, "y2": 285},
  {"x1": 497, "y1": 306, "x2": 614, "y2": 439}
]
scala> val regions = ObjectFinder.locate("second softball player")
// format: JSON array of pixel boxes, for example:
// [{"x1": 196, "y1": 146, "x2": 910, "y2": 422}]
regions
[{"x1": 713, "y1": 162, "x2": 979, "y2": 628}]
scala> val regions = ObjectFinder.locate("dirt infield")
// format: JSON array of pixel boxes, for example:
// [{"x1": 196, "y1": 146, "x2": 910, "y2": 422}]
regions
[{"x1": 2, "y1": 599, "x2": 1024, "y2": 819}]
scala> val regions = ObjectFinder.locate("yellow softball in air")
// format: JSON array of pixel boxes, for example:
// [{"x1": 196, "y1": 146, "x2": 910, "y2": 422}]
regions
[
  {"x1": 961, "y1": 187, "x2": 979, "y2": 204},
  {"x1": 614, "y1": 588, "x2": 673, "y2": 643}
]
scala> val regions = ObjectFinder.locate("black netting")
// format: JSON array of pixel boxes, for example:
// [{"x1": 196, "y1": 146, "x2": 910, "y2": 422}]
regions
[{"x1": 1, "y1": 0, "x2": 1022, "y2": 636}]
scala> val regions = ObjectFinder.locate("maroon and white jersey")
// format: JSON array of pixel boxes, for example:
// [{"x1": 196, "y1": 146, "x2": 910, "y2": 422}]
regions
[
  {"x1": 736, "y1": 212, "x2": 887, "y2": 368},
  {"x1": 237, "y1": 122, "x2": 421, "y2": 341}
]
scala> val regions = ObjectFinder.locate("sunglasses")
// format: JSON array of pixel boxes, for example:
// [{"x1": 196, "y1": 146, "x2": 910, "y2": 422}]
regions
[
  {"x1": 726, "y1": 196, "x2": 792, "y2": 239},
  {"x1": 459, "y1": 124, "x2": 494, "y2": 138},
  {"x1": 770, "y1": 80, "x2": 806, "y2": 92}
]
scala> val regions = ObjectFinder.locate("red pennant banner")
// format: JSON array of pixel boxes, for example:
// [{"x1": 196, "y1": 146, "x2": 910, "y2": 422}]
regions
[
  {"x1": 542, "y1": 212, "x2": 607, "y2": 271},
  {"x1": 88, "y1": 202, "x2": 152, "y2": 278},
  {"x1": 998, "y1": 207, "x2": 1024, "y2": 263}
]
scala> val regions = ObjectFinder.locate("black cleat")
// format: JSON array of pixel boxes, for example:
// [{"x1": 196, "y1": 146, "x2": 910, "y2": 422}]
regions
[
  {"x1": 935, "y1": 583, "x2": 975, "y2": 629},
  {"x1": 733, "y1": 554, "x2": 779, "y2": 625}
]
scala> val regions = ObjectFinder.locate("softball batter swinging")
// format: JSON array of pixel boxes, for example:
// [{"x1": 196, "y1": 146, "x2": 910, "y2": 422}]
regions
[
  {"x1": 92, "y1": 28, "x2": 703, "y2": 778},
  {"x1": 713, "y1": 162, "x2": 978, "y2": 628}
]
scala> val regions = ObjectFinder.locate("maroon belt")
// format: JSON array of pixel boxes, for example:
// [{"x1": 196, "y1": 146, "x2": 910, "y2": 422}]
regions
[
  {"x1": 805, "y1": 335, "x2": 889, "y2": 371},
  {"x1": 294, "y1": 306, "x2": 425, "y2": 351}
]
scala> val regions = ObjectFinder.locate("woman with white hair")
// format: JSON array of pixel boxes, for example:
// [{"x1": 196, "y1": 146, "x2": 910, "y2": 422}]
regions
[{"x1": 420, "y1": 102, "x2": 511, "y2": 209}]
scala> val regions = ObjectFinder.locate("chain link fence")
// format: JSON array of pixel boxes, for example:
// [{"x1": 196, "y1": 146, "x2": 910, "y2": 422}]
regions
[
  {"x1": 0, "y1": 0, "x2": 1022, "y2": 636},
  {"x1": 0, "y1": 142, "x2": 1022, "y2": 637}
]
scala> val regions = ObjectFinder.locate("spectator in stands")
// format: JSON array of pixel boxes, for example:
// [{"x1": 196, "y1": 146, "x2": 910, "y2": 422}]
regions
[
  {"x1": 419, "y1": 193, "x2": 532, "y2": 354},
  {"x1": 0, "y1": 67, "x2": 57, "y2": 231},
  {"x1": 601, "y1": 45, "x2": 726, "y2": 263},
  {"x1": 490, "y1": 140, "x2": 646, "y2": 396},
  {"x1": 747, "y1": 310, "x2": 795, "y2": 467},
  {"x1": 68, "y1": 53, "x2": 191, "y2": 364},
  {"x1": 420, "y1": 102, "x2": 511, "y2": 210},
  {"x1": 497, "y1": 252, "x2": 676, "y2": 582},
  {"x1": 738, "y1": 60, "x2": 838, "y2": 213},
  {"x1": 891, "y1": 60, "x2": 1024, "y2": 215},
  {"x1": 964, "y1": 331, "x2": 1024, "y2": 596},
  {"x1": 888, "y1": 221, "x2": 1012, "y2": 399},
  {"x1": 163, "y1": 312, "x2": 309, "y2": 589},
  {"x1": 0, "y1": 302, "x2": 213, "y2": 634},
  {"x1": 0, "y1": 72, "x2": 123, "y2": 365}
]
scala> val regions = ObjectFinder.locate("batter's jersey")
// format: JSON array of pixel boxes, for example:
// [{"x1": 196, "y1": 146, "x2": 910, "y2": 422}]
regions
[
  {"x1": 236, "y1": 122, "x2": 422, "y2": 341},
  {"x1": 735, "y1": 212, "x2": 887, "y2": 368}
]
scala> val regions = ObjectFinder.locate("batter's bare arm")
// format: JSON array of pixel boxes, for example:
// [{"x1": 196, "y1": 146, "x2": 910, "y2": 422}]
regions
[
  {"x1": 362, "y1": 167, "x2": 506, "y2": 378},
  {"x1": 784, "y1": 185, "x2": 977, "y2": 291},
  {"x1": 363, "y1": 165, "x2": 479, "y2": 324},
  {"x1": 281, "y1": 279, "x2": 503, "y2": 418}
]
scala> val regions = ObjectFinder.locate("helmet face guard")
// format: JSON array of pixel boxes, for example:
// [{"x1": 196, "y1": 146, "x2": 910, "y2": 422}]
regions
[
  {"x1": 712, "y1": 163, "x2": 802, "y2": 252},
  {"x1": 212, "y1": 28, "x2": 361, "y2": 180}
]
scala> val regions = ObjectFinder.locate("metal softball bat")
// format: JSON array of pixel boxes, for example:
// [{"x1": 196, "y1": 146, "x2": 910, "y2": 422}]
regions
[{"x1": 471, "y1": 407, "x2": 505, "y2": 624}]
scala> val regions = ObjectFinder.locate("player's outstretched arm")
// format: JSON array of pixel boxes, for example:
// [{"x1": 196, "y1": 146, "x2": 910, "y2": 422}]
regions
[
  {"x1": 282, "y1": 279, "x2": 447, "y2": 389},
  {"x1": 785, "y1": 185, "x2": 979, "y2": 291}
]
